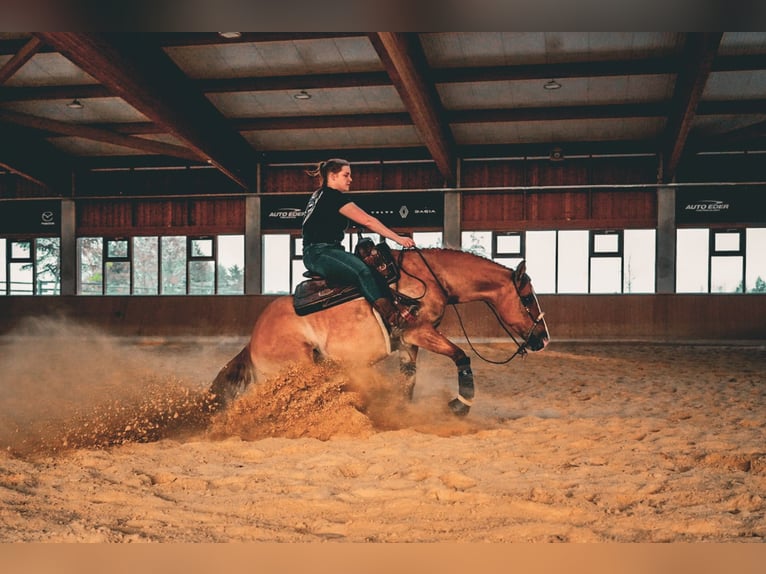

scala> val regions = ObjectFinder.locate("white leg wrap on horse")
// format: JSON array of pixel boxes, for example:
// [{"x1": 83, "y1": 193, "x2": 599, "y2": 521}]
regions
[{"x1": 456, "y1": 394, "x2": 473, "y2": 407}]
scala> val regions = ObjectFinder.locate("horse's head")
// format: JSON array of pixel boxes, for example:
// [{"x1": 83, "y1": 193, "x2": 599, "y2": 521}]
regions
[{"x1": 505, "y1": 260, "x2": 549, "y2": 352}]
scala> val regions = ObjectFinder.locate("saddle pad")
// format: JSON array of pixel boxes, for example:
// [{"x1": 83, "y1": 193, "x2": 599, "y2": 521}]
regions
[{"x1": 293, "y1": 279, "x2": 364, "y2": 317}]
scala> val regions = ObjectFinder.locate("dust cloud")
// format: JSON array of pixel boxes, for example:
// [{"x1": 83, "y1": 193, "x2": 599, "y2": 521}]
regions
[{"x1": 0, "y1": 317, "x2": 475, "y2": 458}]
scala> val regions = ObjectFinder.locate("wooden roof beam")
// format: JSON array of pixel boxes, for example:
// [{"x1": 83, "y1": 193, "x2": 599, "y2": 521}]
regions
[
  {"x1": 368, "y1": 32, "x2": 456, "y2": 187},
  {"x1": 0, "y1": 124, "x2": 71, "y2": 192},
  {"x1": 0, "y1": 36, "x2": 43, "y2": 85},
  {"x1": 661, "y1": 32, "x2": 723, "y2": 183},
  {"x1": 34, "y1": 33, "x2": 259, "y2": 190},
  {"x1": 0, "y1": 109, "x2": 200, "y2": 161}
]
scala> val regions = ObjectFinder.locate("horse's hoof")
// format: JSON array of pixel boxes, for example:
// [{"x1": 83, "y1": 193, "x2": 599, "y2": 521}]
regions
[{"x1": 448, "y1": 398, "x2": 471, "y2": 416}]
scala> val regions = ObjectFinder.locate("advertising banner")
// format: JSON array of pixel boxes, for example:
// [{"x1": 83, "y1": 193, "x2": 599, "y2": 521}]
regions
[
  {"x1": 261, "y1": 191, "x2": 443, "y2": 230},
  {"x1": 0, "y1": 200, "x2": 61, "y2": 234},
  {"x1": 676, "y1": 187, "x2": 766, "y2": 225}
]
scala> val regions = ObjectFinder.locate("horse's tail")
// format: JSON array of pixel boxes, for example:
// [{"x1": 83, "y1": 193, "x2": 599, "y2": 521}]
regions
[{"x1": 208, "y1": 345, "x2": 255, "y2": 410}]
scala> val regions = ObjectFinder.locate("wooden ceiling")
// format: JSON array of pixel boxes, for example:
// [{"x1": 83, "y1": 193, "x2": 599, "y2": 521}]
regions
[{"x1": 1, "y1": 32, "x2": 766, "y2": 193}]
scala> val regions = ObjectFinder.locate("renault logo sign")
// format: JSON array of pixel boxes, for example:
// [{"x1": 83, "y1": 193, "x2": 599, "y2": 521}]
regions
[{"x1": 399, "y1": 205, "x2": 409, "y2": 219}]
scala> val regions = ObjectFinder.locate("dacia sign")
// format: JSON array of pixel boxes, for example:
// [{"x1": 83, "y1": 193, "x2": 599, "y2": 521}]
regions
[{"x1": 676, "y1": 187, "x2": 765, "y2": 224}]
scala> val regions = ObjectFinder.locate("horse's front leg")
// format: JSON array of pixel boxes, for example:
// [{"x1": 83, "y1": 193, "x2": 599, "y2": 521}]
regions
[
  {"x1": 403, "y1": 327, "x2": 473, "y2": 416},
  {"x1": 397, "y1": 343, "x2": 419, "y2": 400}
]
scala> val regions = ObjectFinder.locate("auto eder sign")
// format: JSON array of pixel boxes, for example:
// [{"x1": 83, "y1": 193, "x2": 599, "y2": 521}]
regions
[{"x1": 676, "y1": 188, "x2": 765, "y2": 224}]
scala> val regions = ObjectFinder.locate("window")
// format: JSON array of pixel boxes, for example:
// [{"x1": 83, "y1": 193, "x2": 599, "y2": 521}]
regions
[
  {"x1": 105, "y1": 238, "x2": 131, "y2": 295},
  {"x1": 461, "y1": 229, "x2": 655, "y2": 294},
  {"x1": 676, "y1": 228, "x2": 764, "y2": 293},
  {"x1": 558, "y1": 230, "x2": 589, "y2": 293},
  {"x1": 161, "y1": 236, "x2": 186, "y2": 294},
  {"x1": 746, "y1": 228, "x2": 766, "y2": 293},
  {"x1": 188, "y1": 237, "x2": 216, "y2": 295},
  {"x1": 711, "y1": 229, "x2": 745, "y2": 293},
  {"x1": 217, "y1": 235, "x2": 245, "y2": 295},
  {"x1": 1, "y1": 238, "x2": 60, "y2": 295},
  {"x1": 133, "y1": 236, "x2": 159, "y2": 295},
  {"x1": 590, "y1": 231, "x2": 623, "y2": 293},
  {"x1": 493, "y1": 232, "x2": 523, "y2": 270},
  {"x1": 77, "y1": 235, "x2": 244, "y2": 295}
]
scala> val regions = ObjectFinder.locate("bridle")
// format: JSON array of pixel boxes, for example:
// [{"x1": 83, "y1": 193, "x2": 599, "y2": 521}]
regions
[{"x1": 402, "y1": 248, "x2": 546, "y2": 365}]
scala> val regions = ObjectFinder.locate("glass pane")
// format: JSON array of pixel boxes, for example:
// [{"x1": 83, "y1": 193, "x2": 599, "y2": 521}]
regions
[
  {"x1": 11, "y1": 240, "x2": 31, "y2": 260},
  {"x1": 525, "y1": 231, "x2": 556, "y2": 293},
  {"x1": 190, "y1": 237, "x2": 214, "y2": 258},
  {"x1": 413, "y1": 232, "x2": 442, "y2": 248},
  {"x1": 78, "y1": 237, "x2": 103, "y2": 295},
  {"x1": 291, "y1": 259, "x2": 308, "y2": 293},
  {"x1": 496, "y1": 234, "x2": 521, "y2": 255},
  {"x1": 557, "y1": 230, "x2": 589, "y2": 293},
  {"x1": 714, "y1": 231, "x2": 740, "y2": 252},
  {"x1": 161, "y1": 236, "x2": 187, "y2": 295},
  {"x1": 676, "y1": 229, "x2": 709, "y2": 293},
  {"x1": 107, "y1": 239, "x2": 129, "y2": 259},
  {"x1": 461, "y1": 231, "x2": 492, "y2": 258},
  {"x1": 495, "y1": 257, "x2": 523, "y2": 270},
  {"x1": 189, "y1": 260, "x2": 215, "y2": 294},
  {"x1": 9, "y1": 262, "x2": 33, "y2": 294},
  {"x1": 624, "y1": 229, "x2": 655, "y2": 293},
  {"x1": 746, "y1": 228, "x2": 766, "y2": 292},
  {"x1": 591, "y1": 258, "x2": 622, "y2": 293},
  {"x1": 36, "y1": 238, "x2": 60, "y2": 295},
  {"x1": 263, "y1": 235, "x2": 290, "y2": 295},
  {"x1": 594, "y1": 233, "x2": 619, "y2": 253},
  {"x1": 133, "y1": 236, "x2": 158, "y2": 295},
  {"x1": 0, "y1": 238, "x2": 5, "y2": 294},
  {"x1": 711, "y1": 256, "x2": 744, "y2": 293},
  {"x1": 105, "y1": 261, "x2": 130, "y2": 295},
  {"x1": 218, "y1": 235, "x2": 244, "y2": 295}
]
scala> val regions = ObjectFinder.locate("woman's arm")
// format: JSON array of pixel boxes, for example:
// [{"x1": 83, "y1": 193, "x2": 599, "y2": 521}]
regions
[{"x1": 339, "y1": 202, "x2": 415, "y2": 248}]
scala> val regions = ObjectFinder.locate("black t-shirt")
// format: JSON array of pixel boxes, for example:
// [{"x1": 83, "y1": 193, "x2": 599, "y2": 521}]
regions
[{"x1": 302, "y1": 186, "x2": 352, "y2": 245}]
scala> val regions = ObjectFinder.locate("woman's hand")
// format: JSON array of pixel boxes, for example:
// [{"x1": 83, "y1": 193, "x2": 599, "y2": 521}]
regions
[{"x1": 396, "y1": 235, "x2": 416, "y2": 249}]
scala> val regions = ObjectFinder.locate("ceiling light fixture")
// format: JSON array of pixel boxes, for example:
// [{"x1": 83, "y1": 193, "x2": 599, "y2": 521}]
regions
[
  {"x1": 218, "y1": 32, "x2": 242, "y2": 39},
  {"x1": 293, "y1": 90, "x2": 312, "y2": 100},
  {"x1": 543, "y1": 79, "x2": 562, "y2": 90},
  {"x1": 67, "y1": 98, "x2": 84, "y2": 109}
]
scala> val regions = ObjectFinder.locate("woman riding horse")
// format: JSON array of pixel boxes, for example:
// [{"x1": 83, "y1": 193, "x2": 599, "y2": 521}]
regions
[{"x1": 302, "y1": 158, "x2": 418, "y2": 337}]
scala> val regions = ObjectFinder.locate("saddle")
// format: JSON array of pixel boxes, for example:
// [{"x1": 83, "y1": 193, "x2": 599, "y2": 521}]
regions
[{"x1": 293, "y1": 237, "x2": 401, "y2": 317}]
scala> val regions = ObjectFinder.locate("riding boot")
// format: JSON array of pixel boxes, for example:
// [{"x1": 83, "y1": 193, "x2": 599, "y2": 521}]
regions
[{"x1": 373, "y1": 296, "x2": 418, "y2": 339}]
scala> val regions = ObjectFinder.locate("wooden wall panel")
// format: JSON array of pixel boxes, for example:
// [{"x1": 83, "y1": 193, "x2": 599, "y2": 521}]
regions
[
  {"x1": 75, "y1": 167, "x2": 240, "y2": 197},
  {"x1": 381, "y1": 162, "x2": 441, "y2": 190},
  {"x1": 528, "y1": 190, "x2": 590, "y2": 225},
  {"x1": 77, "y1": 198, "x2": 244, "y2": 236},
  {"x1": 527, "y1": 158, "x2": 590, "y2": 187},
  {"x1": 262, "y1": 165, "x2": 312, "y2": 193},
  {"x1": 590, "y1": 189, "x2": 656, "y2": 228},
  {"x1": 590, "y1": 156, "x2": 657, "y2": 184},
  {"x1": 461, "y1": 160, "x2": 526, "y2": 188},
  {"x1": 462, "y1": 192, "x2": 525, "y2": 229}
]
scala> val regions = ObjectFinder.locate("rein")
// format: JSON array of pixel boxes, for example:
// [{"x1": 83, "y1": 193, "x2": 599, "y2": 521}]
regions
[{"x1": 402, "y1": 247, "x2": 534, "y2": 365}]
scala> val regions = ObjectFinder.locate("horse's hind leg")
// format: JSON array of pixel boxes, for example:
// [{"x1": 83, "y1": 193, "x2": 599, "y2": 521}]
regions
[{"x1": 209, "y1": 345, "x2": 254, "y2": 409}]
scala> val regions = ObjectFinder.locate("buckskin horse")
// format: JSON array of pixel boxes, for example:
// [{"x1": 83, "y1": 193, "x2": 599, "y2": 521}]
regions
[{"x1": 209, "y1": 247, "x2": 549, "y2": 416}]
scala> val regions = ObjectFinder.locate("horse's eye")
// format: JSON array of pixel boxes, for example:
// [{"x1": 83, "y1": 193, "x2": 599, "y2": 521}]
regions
[{"x1": 520, "y1": 293, "x2": 536, "y2": 307}]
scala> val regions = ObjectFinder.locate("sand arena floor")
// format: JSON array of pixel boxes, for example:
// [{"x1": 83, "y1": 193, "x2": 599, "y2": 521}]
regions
[{"x1": 1, "y1": 320, "x2": 765, "y2": 542}]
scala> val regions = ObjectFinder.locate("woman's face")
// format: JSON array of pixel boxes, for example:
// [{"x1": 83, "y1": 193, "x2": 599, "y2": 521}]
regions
[{"x1": 327, "y1": 166, "x2": 352, "y2": 191}]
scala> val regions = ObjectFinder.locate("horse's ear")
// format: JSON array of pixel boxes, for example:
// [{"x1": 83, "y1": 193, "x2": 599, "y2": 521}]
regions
[{"x1": 516, "y1": 260, "x2": 526, "y2": 277}]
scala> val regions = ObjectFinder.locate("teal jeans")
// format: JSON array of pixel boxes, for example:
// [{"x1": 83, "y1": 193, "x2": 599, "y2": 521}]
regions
[{"x1": 303, "y1": 242, "x2": 387, "y2": 303}]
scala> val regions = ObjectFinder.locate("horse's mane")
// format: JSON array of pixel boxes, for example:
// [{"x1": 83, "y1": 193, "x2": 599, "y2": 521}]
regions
[{"x1": 403, "y1": 247, "x2": 513, "y2": 273}]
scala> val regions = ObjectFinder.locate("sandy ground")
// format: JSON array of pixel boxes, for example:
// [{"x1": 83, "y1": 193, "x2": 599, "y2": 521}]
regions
[{"x1": 1, "y1": 319, "x2": 765, "y2": 543}]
